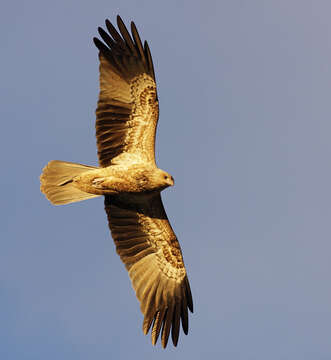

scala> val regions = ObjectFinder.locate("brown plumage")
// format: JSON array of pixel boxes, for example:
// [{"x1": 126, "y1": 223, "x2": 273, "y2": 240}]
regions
[{"x1": 40, "y1": 15, "x2": 193, "y2": 348}]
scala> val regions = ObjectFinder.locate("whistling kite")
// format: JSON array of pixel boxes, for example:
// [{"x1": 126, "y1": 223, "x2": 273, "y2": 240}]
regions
[{"x1": 40, "y1": 15, "x2": 193, "y2": 348}]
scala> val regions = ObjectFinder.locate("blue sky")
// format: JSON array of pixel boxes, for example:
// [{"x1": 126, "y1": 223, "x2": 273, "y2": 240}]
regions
[{"x1": 1, "y1": 0, "x2": 331, "y2": 358}]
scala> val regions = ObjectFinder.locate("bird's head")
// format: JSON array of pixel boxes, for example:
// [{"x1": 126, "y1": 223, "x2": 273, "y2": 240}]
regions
[
  {"x1": 135, "y1": 167, "x2": 174, "y2": 192},
  {"x1": 154, "y1": 168, "x2": 174, "y2": 189},
  {"x1": 160, "y1": 169, "x2": 174, "y2": 187}
]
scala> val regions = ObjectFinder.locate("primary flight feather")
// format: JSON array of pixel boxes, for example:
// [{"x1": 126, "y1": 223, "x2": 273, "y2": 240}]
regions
[{"x1": 40, "y1": 15, "x2": 193, "y2": 348}]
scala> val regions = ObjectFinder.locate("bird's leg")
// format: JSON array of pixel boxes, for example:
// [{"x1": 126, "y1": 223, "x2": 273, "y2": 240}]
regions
[
  {"x1": 92, "y1": 177, "x2": 108, "y2": 189},
  {"x1": 92, "y1": 176, "x2": 126, "y2": 190}
]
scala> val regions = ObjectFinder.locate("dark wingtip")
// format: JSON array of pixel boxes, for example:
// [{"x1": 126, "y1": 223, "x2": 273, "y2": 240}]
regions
[
  {"x1": 105, "y1": 18, "x2": 111, "y2": 28},
  {"x1": 185, "y1": 277, "x2": 194, "y2": 313},
  {"x1": 189, "y1": 302, "x2": 194, "y2": 313},
  {"x1": 93, "y1": 37, "x2": 100, "y2": 48},
  {"x1": 93, "y1": 37, "x2": 107, "y2": 53},
  {"x1": 117, "y1": 14, "x2": 124, "y2": 26},
  {"x1": 172, "y1": 333, "x2": 179, "y2": 347},
  {"x1": 131, "y1": 21, "x2": 138, "y2": 35},
  {"x1": 161, "y1": 338, "x2": 169, "y2": 349}
]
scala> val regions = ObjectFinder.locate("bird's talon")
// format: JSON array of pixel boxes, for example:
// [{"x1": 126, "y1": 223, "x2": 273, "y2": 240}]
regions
[{"x1": 92, "y1": 177, "x2": 106, "y2": 187}]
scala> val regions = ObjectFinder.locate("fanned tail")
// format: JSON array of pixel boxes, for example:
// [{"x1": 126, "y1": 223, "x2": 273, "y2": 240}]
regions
[{"x1": 40, "y1": 160, "x2": 100, "y2": 205}]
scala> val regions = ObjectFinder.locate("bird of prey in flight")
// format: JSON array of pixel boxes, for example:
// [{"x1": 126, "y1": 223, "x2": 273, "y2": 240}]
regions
[{"x1": 40, "y1": 15, "x2": 193, "y2": 348}]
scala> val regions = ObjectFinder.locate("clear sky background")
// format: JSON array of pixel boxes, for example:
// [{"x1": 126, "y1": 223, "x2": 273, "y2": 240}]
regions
[{"x1": 1, "y1": 0, "x2": 331, "y2": 358}]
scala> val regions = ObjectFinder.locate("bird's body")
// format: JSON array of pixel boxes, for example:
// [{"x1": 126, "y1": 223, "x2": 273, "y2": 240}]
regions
[
  {"x1": 71, "y1": 163, "x2": 173, "y2": 195},
  {"x1": 40, "y1": 16, "x2": 193, "y2": 348}
]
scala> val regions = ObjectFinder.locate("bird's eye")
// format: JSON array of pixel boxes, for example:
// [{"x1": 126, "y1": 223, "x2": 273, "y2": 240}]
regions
[{"x1": 164, "y1": 175, "x2": 168, "y2": 179}]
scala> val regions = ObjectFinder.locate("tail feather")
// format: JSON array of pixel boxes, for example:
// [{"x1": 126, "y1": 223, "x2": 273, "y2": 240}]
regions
[{"x1": 40, "y1": 160, "x2": 100, "y2": 205}]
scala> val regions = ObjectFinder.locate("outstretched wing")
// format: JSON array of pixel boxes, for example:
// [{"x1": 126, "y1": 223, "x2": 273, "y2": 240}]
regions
[
  {"x1": 104, "y1": 194, "x2": 193, "y2": 348},
  {"x1": 93, "y1": 16, "x2": 159, "y2": 167}
]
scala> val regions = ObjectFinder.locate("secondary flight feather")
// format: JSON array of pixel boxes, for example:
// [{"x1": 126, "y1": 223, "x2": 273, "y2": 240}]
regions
[{"x1": 40, "y1": 15, "x2": 193, "y2": 348}]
